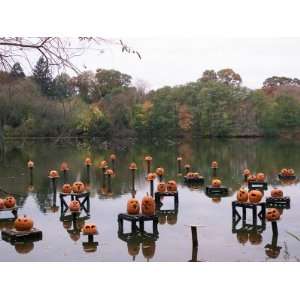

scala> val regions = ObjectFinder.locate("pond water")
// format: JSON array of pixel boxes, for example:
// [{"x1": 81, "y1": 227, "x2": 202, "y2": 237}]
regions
[{"x1": 0, "y1": 138, "x2": 299, "y2": 262}]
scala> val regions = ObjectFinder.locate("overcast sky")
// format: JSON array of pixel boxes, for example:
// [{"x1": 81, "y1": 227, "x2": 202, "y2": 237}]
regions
[{"x1": 72, "y1": 37, "x2": 300, "y2": 90}]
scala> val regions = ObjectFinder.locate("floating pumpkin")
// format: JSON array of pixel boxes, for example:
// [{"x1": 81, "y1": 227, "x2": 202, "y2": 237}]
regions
[
  {"x1": 211, "y1": 161, "x2": 218, "y2": 168},
  {"x1": 256, "y1": 172, "x2": 265, "y2": 182},
  {"x1": 271, "y1": 188, "x2": 283, "y2": 198},
  {"x1": 288, "y1": 168, "x2": 295, "y2": 176},
  {"x1": 167, "y1": 214, "x2": 177, "y2": 225},
  {"x1": 236, "y1": 230, "x2": 248, "y2": 245},
  {"x1": 68, "y1": 200, "x2": 81, "y2": 212},
  {"x1": 144, "y1": 156, "x2": 152, "y2": 161},
  {"x1": 236, "y1": 188, "x2": 248, "y2": 203},
  {"x1": 249, "y1": 231, "x2": 263, "y2": 245},
  {"x1": 110, "y1": 154, "x2": 117, "y2": 161},
  {"x1": 247, "y1": 174, "x2": 256, "y2": 182},
  {"x1": 266, "y1": 208, "x2": 280, "y2": 221},
  {"x1": 166, "y1": 180, "x2": 177, "y2": 192},
  {"x1": 85, "y1": 157, "x2": 92, "y2": 166},
  {"x1": 60, "y1": 162, "x2": 69, "y2": 172},
  {"x1": 248, "y1": 190, "x2": 263, "y2": 204},
  {"x1": 129, "y1": 162, "x2": 137, "y2": 170},
  {"x1": 127, "y1": 241, "x2": 140, "y2": 257},
  {"x1": 211, "y1": 179, "x2": 221, "y2": 188},
  {"x1": 15, "y1": 242, "x2": 34, "y2": 254},
  {"x1": 157, "y1": 182, "x2": 166, "y2": 193},
  {"x1": 27, "y1": 160, "x2": 34, "y2": 169},
  {"x1": 4, "y1": 196, "x2": 16, "y2": 208},
  {"x1": 105, "y1": 168, "x2": 114, "y2": 176},
  {"x1": 127, "y1": 198, "x2": 140, "y2": 215},
  {"x1": 48, "y1": 170, "x2": 59, "y2": 178},
  {"x1": 0, "y1": 199, "x2": 5, "y2": 209},
  {"x1": 14, "y1": 215, "x2": 34, "y2": 231},
  {"x1": 141, "y1": 194, "x2": 156, "y2": 216},
  {"x1": 243, "y1": 169, "x2": 251, "y2": 177},
  {"x1": 82, "y1": 224, "x2": 97, "y2": 235},
  {"x1": 142, "y1": 240, "x2": 156, "y2": 259},
  {"x1": 62, "y1": 184, "x2": 72, "y2": 194},
  {"x1": 155, "y1": 167, "x2": 165, "y2": 177},
  {"x1": 72, "y1": 181, "x2": 85, "y2": 194},
  {"x1": 147, "y1": 173, "x2": 156, "y2": 181}
]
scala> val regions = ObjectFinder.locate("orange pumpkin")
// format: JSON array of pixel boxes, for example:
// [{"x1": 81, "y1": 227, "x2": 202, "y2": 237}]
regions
[
  {"x1": 127, "y1": 198, "x2": 140, "y2": 215},
  {"x1": 60, "y1": 162, "x2": 69, "y2": 172},
  {"x1": 265, "y1": 247, "x2": 280, "y2": 259},
  {"x1": 105, "y1": 168, "x2": 114, "y2": 176},
  {"x1": 211, "y1": 161, "x2": 218, "y2": 169},
  {"x1": 129, "y1": 162, "x2": 137, "y2": 170},
  {"x1": 99, "y1": 160, "x2": 108, "y2": 169},
  {"x1": 256, "y1": 172, "x2": 265, "y2": 182},
  {"x1": 155, "y1": 167, "x2": 165, "y2": 177},
  {"x1": 69, "y1": 200, "x2": 81, "y2": 212},
  {"x1": 266, "y1": 208, "x2": 280, "y2": 221},
  {"x1": 142, "y1": 240, "x2": 156, "y2": 259},
  {"x1": 69, "y1": 232, "x2": 80, "y2": 242},
  {"x1": 211, "y1": 179, "x2": 222, "y2": 188},
  {"x1": 236, "y1": 188, "x2": 248, "y2": 203},
  {"x1": 280, "y1": 168, "x2": 289, "y2": 176},
  {"x1": 27, "y1": 160, "x2": 34, "y2": 169},
  {"x1": 14, "y1": 215, "x2": 34, "y2": 231},
  {"x1": 157, "y1": 182, "x2": 166, "y2": 193},
  {"x1": 177, "y1": 157, "x2": 182, "y2": 161},
  {"x1": 166, "y1": 180, "x2": 177, "y2": 192},
  {"x1": 72, "y1": 181, "x2": 85, "y2": 194},
  {"x1": 147, "y1": 173, "x2": 156, "y2": 181},
  {"x1": 144, "y1": 156, "x2": 152, "y2": 161},
  {"x1": 62, "y1": 184, "x2": 72, "y2": 194},
  {"x1": 63, "y1": 220, "x2": 72, "y2": 229},
  {"x1": 247, "y1": 174, "x2": 256, "y2": 182},
  {"x1": 141, "y1": 194, "x2": 156, "y2": 216},
  {"x1": 288, "y1": 168, "x2": 295, "y2": 176},
  {"x1": 248, "y1": 190, "x2": 263, "y2": 204},
  {"x1": 271, "y1": 188, "x2": 283, "y2": 198},
  {"x1": 110, "y1": 154, "x2": 117, "y2": 161},
  {"x1": 85, "y1": 157, "x2": 92, "y2": 166},
  {"x1": 0, "y1": 199, "x2": 5, "y2": 209},
  {"x1": 249, "y1": 231, "x2": 262, "y2": 245},
  {"x1": 48, "y1": 170, "x2": 59, "y2": 178},
  {"x1": 243, "y1": 169, "x2": 251, "y2": 177},
  {"x1": 4, "y1": 196, "x2": 16, "y2": 208},
  {"x1": 82, "y1": 224, "x2": 97, "y2": 235},
  {"x1": 236, "y1": 230, "x2": 248, "y2": 245}
]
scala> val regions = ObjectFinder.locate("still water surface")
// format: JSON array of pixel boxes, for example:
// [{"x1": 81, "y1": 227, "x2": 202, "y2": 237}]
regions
[{"x1": 0, "y1": 138, "x2": 299, "y2": 262}]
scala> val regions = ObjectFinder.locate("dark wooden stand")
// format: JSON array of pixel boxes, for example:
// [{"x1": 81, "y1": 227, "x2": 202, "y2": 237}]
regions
[
  {"x1": 205, "y1": 186, "x2": 228, "y2": 196},
  {"x1": 266, "y1": 197, "x2": 290, "y2": 209},
  {"x1": 154, "y1": 191, "x2": 179, "y2": 205},
  {"x1": 248, "y1": 181, "x2": 268, "y2": 191},
  {"x1": 278, "y1": 174, "x2": 296, "y2": 180},
  {"x1": 0, "y1": 207, "x2": 19, "y2": 219},
  {"x1": 184, "y1": 176, "x2": 205, "y2": 185},
  {"x1": 59, "y1": 192, "x2": 90, "y2": 215},
  {"x1": 2, "y1": 228, "x2": 42, "y2": 243}
]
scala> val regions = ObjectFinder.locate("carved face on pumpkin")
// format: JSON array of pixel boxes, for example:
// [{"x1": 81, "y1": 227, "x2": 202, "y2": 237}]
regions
[
  {"x1": 256, "y1": 172, "x2": 265, "y2": 182},
  {"x1": 157, "y1": 182, "x2": 166, "y2": 193},
  {"x1": 147, "y1": 173, "x2": 156, "y2": 181},
  {"x1": 63, "y1": 220, "x2": 72, "y2": 229},
  {"x1": 27, "y1": 160, "x2": 34, "y2": 169},
  {"x1": 271, "y1": 188, "x2": 283, "y2": 198},
  {"x1": 48, "y1": 170, "x2": 59, "y2": 179},
  {"x1": 158, "y1": 214, "x2": 167, "y2": 224},
  {"x1": 62, "y1": 184, "x2": 72, "y2": 194},
  {"x1": 144, "y1": 156, "x2": 152, "y2": 161},
  {"x1": 211, "y1": 161, "x2": 218, "y2": 169},
  {"x1": 141, "y1": 194, "x2": 155, "y2": 216},
  {"x1": 212, "y1": 197, "x2": 221, "y2": 203},
  {"x1": 167, "y1": 180, "x2": 177, "y2": 192},
  {"x1": 247, "y1": 175, "x2": 256, "y2": 182},
  {"x1": 287, "y1": 168, "x2": 295, "y2": 176},
  {"x1": 4, "y1": 196, "x2": 16, "y2": 208},
  {"x1": 127, "y1": 198, "x2": 140, "y2": 215},
  {"x1": 14, "y1": 215, "x2": 34, "y2": 232},
  {"x1": 60, "y1": 162, "x2": 69, "y2": 172},
  {"x1": 248, "y1": 190, "x2": 263, "y2": 204},
  {"x1": 69, "y1": 200, "x2": 81, "y2": 212},
  {"x1": 85, "y1": 157, "x2": 92, "y2": 166},
  {"x1": 266, "y1": 208, "x2": 280, "y2": 221},
  {"x1": 155, "y1": 167, "x2": 165, "y2": 177},
  {"x1": 211, "y1": 179, "x2": 222, "y2": 188},
  {"x1": 129, "y1": 162, "x2": 137, "y2": 170},
  {"x1": 82, "y1": 224, "x2": 97, "y2": 235},
  {"x1": 72, "y1": 181, "x2": 85, "y2": 194},
  {"x1": 236, "y1": 188, "x2": 248, "y2": 203}
]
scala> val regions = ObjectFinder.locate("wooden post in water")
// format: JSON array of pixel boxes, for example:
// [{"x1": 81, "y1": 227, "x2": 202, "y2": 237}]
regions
[
  {"x1": 177, "y1": 157, "x2": 182, "y2": 174},
  {"x1": 271, "y1": 221, "x2": 278, "y2": 236},
  {"x1": 191, "y1": 226, "x2": 198, "y2": 247}
]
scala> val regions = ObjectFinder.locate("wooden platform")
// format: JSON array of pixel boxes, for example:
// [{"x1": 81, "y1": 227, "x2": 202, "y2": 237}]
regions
[
  {"x1": 0, "y1": 206, "x2": 19, "y2": 218},
  {"x1": 248, "y1": 181, "x2": 268, "y2": 190},
  {"x1": 154, "y1": 191, "x2": 178, "y2": 203},
  {"x1": 266, "y1": 197, "x2": 290, "y2": 209},
  {"x1": 2, "y1": 228, "x2": 42, "y2": 243},
  {"x1": 118, "y1": 231, "x2": 159, "y2": 243},
  {"x1": 205, "y1": 186, "x2": 228, "y2": 196}
]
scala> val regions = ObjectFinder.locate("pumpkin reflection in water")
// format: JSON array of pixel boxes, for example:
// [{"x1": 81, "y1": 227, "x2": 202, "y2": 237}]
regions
[
  {"x1": 127, "y1": 240, "x2": 140, "y2": 257},
  {"x1": 142, "y1": 240, "x2": 156, "y2": 260},
  {"x1": 62, "y1": 184, "x2": 72, "y2": 194},
  {"x1": 236, "y1": 230, "x2": 249, "y2": 245},
  {"x1": 69, "y1": 232, "x2": 80, "y2": 242},
  {"x1": 166, "y1": 180, "x2": 177, "y2": 192},
  {"x1": 48, "y1": 170, "x2": 59, "y2": 178},
  {"x1": 249, "y1": 231, "x2": 262, "y2": 245},
  {"x1": 167, "y1": 214, "x2": 177, "y2": 225},
  {"x1": 212, "y1": 197, "x2": 221, "y2": 203},
  {"x1": 158, "y1": 214, "x2": 167, "y2": 225},
  {"x1": 15, "y1": 242, "x2": 34, "y2": 254},
  {"x1": 256, "y1": 173, "x2": 265, "y2": 182},
  {"x1": 155, "y1": 167, "x2": 165, "y2": 177},
  {"x1": 247, "y1": 174, "x2": 256, "y2": 182}
]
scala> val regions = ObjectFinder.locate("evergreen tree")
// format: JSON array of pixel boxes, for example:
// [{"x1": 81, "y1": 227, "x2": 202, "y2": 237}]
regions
[
  {"x1": 33, "y1": 56, "x2": 54, "y2": 97},
  {"x1": 10, "y1": 62, "x2": 25, "y2": 79}
]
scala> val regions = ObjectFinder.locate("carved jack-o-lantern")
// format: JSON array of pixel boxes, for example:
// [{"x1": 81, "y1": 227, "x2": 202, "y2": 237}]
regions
[
  {"x1": 157, "y1": 182, "x2": 166, "y2": 193},
  {"x1": 166, "y1": 180, "x2": 177, "y2": 192},
  {"x1": 110, "y1": 154, "x2": 117, "y2": 161},
  {"x1": 105, "y1": 168, "x2": 114, "y2": 176},
  {"x1": 4, "y1": 196, "x2": 16, "y2": 208},
  {"x1": 144, "y1": 156, "x2": 152, "y2": 161},
  {"x1": 127, "y1": 198, "x2": 140, "y2": 215},
  {"x1": 99, "y1": 160, "x2": 108, "y2": 169},
  {"x1": 27, "y1": 160, "x2": 34, "y2": 169},
  {"x1": 69, "y1": 200, "x2": 81, "y2": 212},
  {"x1": 211, "y1": 161, "x2": 218, "y2": 169},
  {"x1": 14, "y1": 215, "x2": 34, "y2": 231},
  {"x1": 85, "y1": 157, "x2": 92, "y2": 166},
  {"x1": 249, "y1": 231, "x2": 263, "y2": 245},
  {"x1": 72, "y1": 181, "x2": 85, "y2": 194},
  {"x1": 280, "y1": 168, "x2": 289, "y2": 176},
  {"x1": 147, "y1": 173, "x2": 156, "y2": 181},
  {"x1": 60, "y1": 162, "x2": 69, "y2": 172},
  {"x1": 243, "y1": 169, "x2": 251, "y2": 177},
  {"x1": 211, "y1": 179, "x2": 222, "y2": 188},
  {"x1": 266, "y1": 208, "x2": 280, "y2": 221},
  {"x1": 155, "y1": 167, "x2": 165, "y2": 177},
  {"x1": 247, "y1": 174, "x2": 256, "y2": 182},
  {"x1": 129, "y1": 162, "x2": 137, "y2": 170},
  {"x1": 236, "y1": 188, "x2": 248, "y2": 203},
  {"x1": 212, "y1": 197, "x2": 221, "y2": 203},
  {"x1": 248, "y1": 190, "x2": 263, "y2": 204},
  {"x1": 256, "y1": 172, "x2": 265, "y2": 182},
  {"x1": 186, "y1": 172, "x2": 194, "y2": 179},
  {"x1": 271, "y1": 188, "x2": 283, "y2": 198},
  {"x1": 82, "y1": 224, "x2": 97, "y2": 235},
  {"x1": 48, "y1": 170, "x2": 59, "y2": 179},
  {"x1": 142, "y1": 240, "x2": 156, "y2": 259},
  {"x1": 236, "y1": 230, "x2": 248, "y2": 245},
  {"x1": 62, "y1": 184, "x2": 72, "y2": 194},
  {"x1": 141, "y1": 194, "x2": 155, "y2": 216},
  {"x1": 127, "y1": 241, "x2": 140, "y2": 257},
  {"x1": 0, "y1": 199, "x2": 5, "y2": 209},
  {"x1": 288, "y1": 168, "x2": 295, "y2": 176}
]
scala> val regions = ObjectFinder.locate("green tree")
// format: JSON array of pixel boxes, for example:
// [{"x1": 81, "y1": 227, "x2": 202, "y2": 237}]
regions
[
  {"x1": 10, "y1": 62, "x2": 25, "y2": 79},
  {"x1": 53, "y1": 73, "x2": 75, "y2": 100}
]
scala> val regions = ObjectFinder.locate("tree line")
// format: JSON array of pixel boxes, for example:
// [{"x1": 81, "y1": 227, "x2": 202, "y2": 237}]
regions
[{"x1": 1, "y1": 58, "x2": 300, "y2": 139}]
